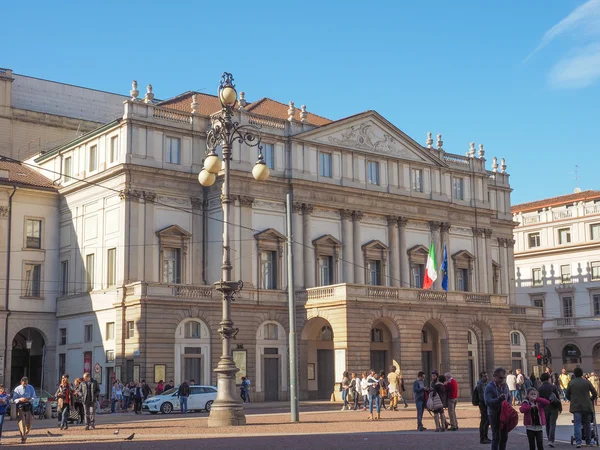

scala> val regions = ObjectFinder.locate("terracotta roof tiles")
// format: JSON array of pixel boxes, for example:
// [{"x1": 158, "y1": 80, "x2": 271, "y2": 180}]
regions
[
  {"x1": 0, "y1": 160, "x2": 57, "y2": 190},
  {"x1": 512, "y1": 190, "x2": 600, "y2": 213}
]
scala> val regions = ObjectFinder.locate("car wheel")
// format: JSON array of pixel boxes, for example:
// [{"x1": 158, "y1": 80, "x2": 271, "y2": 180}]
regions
[
  {"x1": 205, "y1": 400, "x2": 213, "y2": 412},
  {"x1": 160, "y1": 402, "x2": 173, "y2": 414},
  {"x1": 149, "y1": 411, "x2": 158, "y2": 415}
]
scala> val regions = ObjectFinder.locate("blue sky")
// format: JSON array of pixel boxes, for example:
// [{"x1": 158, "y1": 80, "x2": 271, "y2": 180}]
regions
[{"x1": 4, "y1": 0, "x2": 598, "y2": 204}]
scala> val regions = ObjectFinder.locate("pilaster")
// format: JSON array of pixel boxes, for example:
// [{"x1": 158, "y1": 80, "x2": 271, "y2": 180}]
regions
[
  {"x1": 387, "y1": 216, "x2": 400, "y2": 287},
  {"x1": 302, "y1": 204, "x2": 315, "y2": 288},
  {"x1": 292, "y1": 202, "x2": 304, "y2": 289},
  {"x1": 352, "y1": 211, "x2": 364, "y2": 284},
  {"x1": 440, "y1": 222, "x2": 452, "y2": 290},
  {"x1": 191, "y1": 197, "x2": 204, "y2": 284},
  {"x1": 340, "y1": 210, "x2": 354, "y2": 284},
  {"x1": 238, "y1": 196, "x2": 254, "y2": 287},
  {"x1": 398, "y1": 217, "x2": 409, "y2": 288},
  {"x1": 484, "y1": 229, "x2": 493, "y2": 293}
]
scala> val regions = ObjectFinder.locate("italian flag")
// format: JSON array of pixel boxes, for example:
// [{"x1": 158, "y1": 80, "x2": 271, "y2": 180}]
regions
[{"x1": 423, "y1": 241, "x2": 438, "y2": 290}]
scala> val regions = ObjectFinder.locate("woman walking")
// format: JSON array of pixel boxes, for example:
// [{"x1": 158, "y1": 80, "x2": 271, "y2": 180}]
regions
[
  {"x1": 350, "y1": 373, "x2": 360, "y2": 410},
  {"x1": 379, "y1": 370, "x2": 389, "y2": 411},
  {"x1": 55, "y1": 375, "x2": 73, "y2": 430},
  {"x1": 366, "y1": 369, "x2": 381, "y2": 420},
  {"x1": 360, "y1": 372, "x2": 370, "y2": 411},
  {"x1": 431, "y1": 374, "x2": 448, "y2": 432},
  {"x1": 341, "y1": 371, "x2": 351, "y2": 410},
  {"x1": 73, "y1": 378, "x2": 84, "y2": 424}
]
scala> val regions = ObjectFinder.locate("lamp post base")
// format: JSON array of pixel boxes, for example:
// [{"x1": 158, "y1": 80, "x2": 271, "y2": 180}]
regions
[
  {"x1": 207, "y1": 355, "x2": 246, "y2": 427},
  {"x1": 207, "y1": 403, "x2": 247, "y2": 427}
]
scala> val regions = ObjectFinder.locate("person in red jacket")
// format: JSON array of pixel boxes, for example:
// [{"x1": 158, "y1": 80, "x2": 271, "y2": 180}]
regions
[
  {"x1": 444, "y1": 372, "x2": 459, "y2": 431},
  {"x1": 520, "y1": 388, "x2": 550, "y2": 450}
]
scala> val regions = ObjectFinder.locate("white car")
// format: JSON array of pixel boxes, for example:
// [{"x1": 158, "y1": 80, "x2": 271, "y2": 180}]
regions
[{"x1": 142, "y1": 385, "x2": 217, "y2": 414}]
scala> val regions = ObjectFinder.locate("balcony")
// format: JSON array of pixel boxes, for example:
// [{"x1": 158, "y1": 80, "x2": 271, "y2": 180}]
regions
[
  {"x1": 510, "y1": 306, "x2": 543, "y2": 318},
  {"x1": 555, "y1": 317, "x2": 578, "y2": 335}
]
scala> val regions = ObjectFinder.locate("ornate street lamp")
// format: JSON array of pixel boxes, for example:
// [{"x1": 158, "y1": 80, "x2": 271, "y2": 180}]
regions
[{"x1": 198, "y1": 72, "x2": 269, "y2": 427}]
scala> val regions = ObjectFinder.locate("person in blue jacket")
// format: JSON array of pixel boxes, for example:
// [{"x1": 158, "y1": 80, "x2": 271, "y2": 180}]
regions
[
  {"x1": 484, "y1": 367, "x2": 512, "y2": 450},
  {"x1": 0, "y1": 384, "x2": 10, "y2": 445}
]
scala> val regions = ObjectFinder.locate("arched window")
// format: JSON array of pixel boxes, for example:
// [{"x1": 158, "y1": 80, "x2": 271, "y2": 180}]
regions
[
  {"x1": 185, "y1": 321, "x2": 202, "y2": 338},
  {"x1": 510, "y1": 332, "x2": 521, "y2": 346},
  {"x1": 321, "y1": 325, "x2": 333, "y2": 341},
  {"x1": 468, "y1": 330, "x2": 474, "y2": 345},
  {"x1": 562, "y1": 344, "x2": 581, "y2": 364}
]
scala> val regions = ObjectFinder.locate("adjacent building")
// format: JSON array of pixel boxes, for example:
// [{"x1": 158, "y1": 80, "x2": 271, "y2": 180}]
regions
[{"x1": 514, "y1": 190, "x2": 600, "y2": 372}]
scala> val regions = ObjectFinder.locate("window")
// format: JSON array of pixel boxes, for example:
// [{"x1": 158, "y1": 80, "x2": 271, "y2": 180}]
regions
[
  {"x1": 166, "y1": 137, "x2": 181, "y2": 164},
  {"x1": 162, "y1": 248, "x2": 181, "y2": 283},
  {"x1": 592, "y1": 262, "x2": 600, "y2": 281},
  {"x1": 411, "y1": 264, "x2": 424, "y2": 288},
  {"x1": 59, "y1": 328, "x2": 67, "y2": 345},
  {"x1": 260, "y1": 251, "x2": 277, "y2": 289},
  {"x1": 264, "y1": 323, "x2": 278, "y2": 340},
  {"x1": 594, "y1": 294, "x2": 600, "y2": 317},
  {"x1": 532, "y1": 296, "x2": 544, "y2": 311},
  {"x1": 26, "y1": 219, "x2": 42, "y2": 249},
  {"x1": 58, "y1": 354, "x2": 66, "y2": 377},
  {"x1": 127, "y1": 321, "x2": 135, "y2": 339},
  {"x1": 319, "y1": 152, "x2": 332, "y2": 178},
  {"x1": 412, "y1": 168, "x2": 423, "y2": 192},
  {"x1": 109, "y1": 136, "x2": 118, "y2": 163},
  {"x1": 107, "y1": 248, "x2": 116, "y2": 286},
  {"x1": 562, "y1": 296, "x2": 573, "y2": 317},
  {"x1": 105, "y1": 350, "x2": 115, "y2": 362},
  {"x1": 24, "y1": 263, "x2": 41, "y2": 297},
  {"x1": 528, "y1": 232, "x2": 541, "y2": 249},
  {"x1": 185, "y1": 321, "x2": 202, "y2": 338},
  {"x1": 371, "y1": 328, "x2": 383, "y2": 343},
  {"x1": 558, "y1": 228, "x2": 571, "y2": 245},
  {"x1": 456, "y1": 268, "x2": 469, "y2": 291},
  {"x1": 84, "y1": 324, "x2": 93, "y2": 343},
  {"x1": 321, "y1": 325, "x2": 333, "y2": 341},
  {"x1": 560, "y1": 264, "x2": 571, "y2": 283},
  {"x1": 468, "y1": 330, "x2": 473, "y2": 345},
  {"x1": 367, "y1": 161, "x2": 379, "y2": 185},
  {"x1": 85, "y1": 254, "x2": 95, "y2": 291},
  {"x1": 64, "y1": 156, "x2": 72, "y2": 181},
  {"x1": 421, "y1": 330, "x2": 428, "y2": 343},
  {"x1": 453, "y1": 177, "x2": 464, "y2": 200},
  {"x1": 510, "y1": 332, "x2": 521, "y2": 346},
  {"x1": 367, "y1": 260, "x2": 382, "y2": 286},
  {"x1": 60, "y1": 260, "x2": 68, "y2": 295},
  {"x1": 106, "y1": 322, "x2": 115, "y2": 340},
  {"x1": 88, "y1": 145, "x2": 97, "y2": 172},
  {"x1": 532, "y1": 268, "x2": 543, "y2": 287},
  {"x1": 262, "y1": 143, "x2": 274, "y2": 169},
  {"x1": 591, "y1": 223, "x2": 600, "y2": 241},
  {"x1": 318, "y1": 256, "x2": 333, "y2": 286}
]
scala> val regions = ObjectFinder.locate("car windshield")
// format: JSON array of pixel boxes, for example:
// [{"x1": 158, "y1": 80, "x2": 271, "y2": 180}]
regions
[{"x1": 161, "y1": 387, "x2": 178, "y2": 395}]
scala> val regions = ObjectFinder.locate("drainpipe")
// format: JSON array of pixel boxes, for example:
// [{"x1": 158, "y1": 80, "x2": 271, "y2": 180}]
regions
[{"x1": 3, "y1": 186, "x2": 17, "y2": 385}]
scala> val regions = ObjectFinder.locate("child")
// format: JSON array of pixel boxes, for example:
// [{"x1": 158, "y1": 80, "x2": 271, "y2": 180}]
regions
[{"x1": 520, "y1": 387, "x2": 550, "y2": 450}]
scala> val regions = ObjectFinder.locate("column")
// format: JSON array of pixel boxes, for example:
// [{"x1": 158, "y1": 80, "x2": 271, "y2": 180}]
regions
[
  {"x1": 498, "y1": 238, "x2": 508, "y2": 295},
  {"x1": 485, "y1": 229, "x2": 494, "y2": 293},
  {"x1": 352, "y1": 211, "x2": 364, "y2": 284},
  {"x1": 507, "y1": 239, "x2": 516, "y2": 304},
  {"x1": 429, "y1": 221, "x2": 442, "y2": 290},
  {"x1": 292, "y1": 203, "x2": 305, "y2": 289},
  {"x1": 340, "y1": 209, "x2": 354, "y2": 284},
  {"x1": 302, "y1": 204, "x2": 315, "y2": 288},
  {"x1": 387, "y1": 216, "x2": 400, "y2": 287},
  {"x1": 398, "y1": 217, "x2": 409, "y2": 288},
  {"x1": 440, "y1": 222, "x2": 453, "y2": 291},
  {"x1": 238, "y1": 196, "x2": 254, "y2": 287},
  {"x1": 472, "y1": 227, "x2": 487, "y2": 293}
]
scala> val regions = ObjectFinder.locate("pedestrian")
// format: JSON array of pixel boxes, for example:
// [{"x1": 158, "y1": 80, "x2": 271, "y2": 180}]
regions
[
  {"x1": 538, "y1": 372, "x2": 562, "y2": 447},
  {"x1": 79, "y1": 372, "x2": 100, "y2": 430},
  {"x1": 524, "y1": 374, "x2": 533, "y2": 391},
  {"x1": 506, "y1": 369, "x2": 518, "y2": 405},
  {"x1": 0, "y1": 384, "x2": 10, "y2": 445},
  {"x1": 156, "y1": 380, "x2": 164, "y2": 395},
  {"x1": 141, "y1": 380, "x2": 151, "y2": 401},
  {"x1": 164, "y1": 380, "x2": 174, "y2": 391},
  {"x1": 516, "y1": 369, "x2": 526, "y2": 404},
  {"x1": 387, "y1": 365, "x2": 400, "y2": 411},
  {"x1": 589, "y1": 372, "x2": 600, "y2": 405},
  {"x1": 436, "y1": 375, "x2": 449, "y2": 431},
  {"x1": 475, "y1": 371, "x2": 490, "y2": 444},
  {"x1": 378, "y1": 370, "x2": 389, "y2": 411},
  {"x1": 559, "y1": 368, "x2": 570, "y2": 402},
  {"x1": 177, "y1": 379, "x2": 190, "y2": 414},
  {"x1": 240, "y1": 376, "x2": 248, "y2": 404},
  {"x1": 366, "y1": 369, "x2": 380, "y2": 420},
  {"x1": 116, "y1": 380, "x2": 123, "y2": 410},
  {"x1": 484, "y1": 367, "x2": 512, "y2": 450},
  {"x1": 413, "y1": 371, "x2": 426, "y2": 431},
  {"x1": 111, "y1": 380, "x2": 118, "y2": 413},
  {"x1": 520, "y1": 387, "x2": 550, "y2": 450},
  {"x1": 133, "y1": 382, "x2": 143, "y2": 414},
  {"x1": 350, "y1": 372, "x2": 360, "y2": 410},
  {"x1": 245, "y1": 377, "x2": 252, "y2": 403},
  {"x1": 13, "y1": 376, "x2": 36, "y2": 444},
  {"x1": 444, "y1": 371, "x2": 459, "y2": 431},
  {"x1": 73, "y1": 378, "x2": 84, "y2": 423},
  {"x1": 122, "y1": 382, "x2": 131, "y2": 411},
  {"x1": 360, "y1": 371, "x2": 369, "y2": 411},
  {"x1": 566, "y1": 367, "x2": 598, "y2": 448},
  {"x1": 340, "y1": 371, "x2": 350, "y2": 411},
  {"x1": 55, "y1": 375, "x2": 73, "y2": 430}
]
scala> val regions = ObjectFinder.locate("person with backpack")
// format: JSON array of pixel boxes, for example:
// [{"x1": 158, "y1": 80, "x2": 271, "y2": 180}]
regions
[
  {"x1": 474, "y1": 371, "x2": 491, "y2": 444},
  {"x1": 484, "y1": 367, "x2": 513, "y2": 450},
  {"x1": 427, "y1": 372, "x2": 448, "y2": 432},
  {"x1": 538, "y1": 372, "x2": 562, "y2": 447},
  {"x1": 566, "y1": 367, "x2": 598, "y2": 448}
]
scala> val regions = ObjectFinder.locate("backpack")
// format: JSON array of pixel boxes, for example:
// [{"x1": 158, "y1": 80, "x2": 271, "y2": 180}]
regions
[
  {"x1": 499, "y1": 400, "x2": 519, "y2": 432},
  {"x1": 472, "y1": 386, "x2": 480, "y2": 406}
]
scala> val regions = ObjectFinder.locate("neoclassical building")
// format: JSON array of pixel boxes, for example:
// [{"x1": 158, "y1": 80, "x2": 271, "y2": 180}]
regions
[{"x1": 21, "y1": 80, "x2": 541, "y2": 400}]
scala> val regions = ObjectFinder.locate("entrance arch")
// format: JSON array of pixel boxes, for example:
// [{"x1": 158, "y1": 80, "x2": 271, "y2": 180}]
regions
[
  {"x1": 562, "y1": 343, "x2": 581, "y2": 371},
  {"x1": 467, "y1": 330, "x2": 479, "y2": 393},
  {"x1": 421, "y1": 319, "x2": 449, "y2": 385},
  {"x1": 300, "y1": 317, "x2": 335, "y2": 400},
  {"x1": 174, "y1": 318, "x2": 211, "y2": 385},
  {"x1": 11, "y1": 328, "x2": 46, "y2": 390},
  {"x1": 256, "y1": 320, "x2": 287, "y2": 401},
  {"x1": 510, "y1": 330, "x2": 527, "y2": 373},
  {"x1": 370, "y1": 318, "x2": 400, "y2": 374}
]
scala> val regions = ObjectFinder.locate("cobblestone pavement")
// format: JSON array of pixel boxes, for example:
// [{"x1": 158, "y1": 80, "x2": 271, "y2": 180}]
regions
[{"x1": 0, "y1": 402, "x2": 587, "y2": 449}]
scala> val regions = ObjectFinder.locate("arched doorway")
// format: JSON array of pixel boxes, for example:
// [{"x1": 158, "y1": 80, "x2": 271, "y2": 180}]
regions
[
  {"x1": 300, "y1": 317, "x2": 335, "y2": 400},
  {"x1": 421, "y1": 320, "x2": 449, "y2": 386},
  {"x1": 593, "y1": 344, "x2": 600, "y2": 373},
  {"x1": 256, "y1": 321, "x2": 287, "y2": 402},
  {"x1": 370, "y1": 318, "x2": 399, "y2": 374},
  {"x1": 562, "y1": 344, "x2": 581, "y2": 372},
  {"x1": 467, "y1": 330, "x2": 479, "y2": 393},
  {"x1": 174, "y1": 318, "x2": 211, "y2": 385},
  {"x1": 510, "y1": 330, "x2": 527, "y2": 373},
  {"x1": 11, "y1": 328, "x2": 46, "y2": 390}
]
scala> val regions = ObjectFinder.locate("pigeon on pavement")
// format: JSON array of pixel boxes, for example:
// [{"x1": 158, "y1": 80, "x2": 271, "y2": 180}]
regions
[
  {"x1": 47, "y1": 431, "x2": 56, "y2": 437},
  {"x1": 124, "y1": 433, "x2": 135, "y2": 441},
  {"x1": 114, "y1": 430, "x2": 120, "y2": 435}
]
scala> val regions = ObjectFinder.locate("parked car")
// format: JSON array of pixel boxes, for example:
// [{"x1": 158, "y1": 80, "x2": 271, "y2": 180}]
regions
[{"x1": 142, "y1": 385, "x2": 216, "y2": 414}]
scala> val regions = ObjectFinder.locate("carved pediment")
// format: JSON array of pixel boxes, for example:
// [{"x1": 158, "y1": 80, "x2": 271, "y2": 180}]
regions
[
  {"x1": 407, "y1": 244, "x2": 429, "y2": 256},
  {"x1": 156, "y1": 224, "x2": 192, "y2": 238},
  {"x1": 313, "y1": 234, "x2": 342, "y2": 248},
  {"x1": 362, "y1": 239, "x2": 389, "y2": 251},
  {"x1": 452, "y1": 249, "x2": 475, "y2": 261},
  {"x1": 254, "y1": 228, "x2": 286, "y2": 242}
]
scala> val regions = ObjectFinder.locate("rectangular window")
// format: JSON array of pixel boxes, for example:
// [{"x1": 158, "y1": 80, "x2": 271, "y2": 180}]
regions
[
  {"x1": 106, "y1": 322, "x2": 115, "y2": 340},
  {"x1": 59, "y1": 328, "x2": 67, "y2": 346},
  {"x1": 58, "y1": 354, "x2": 66, "y2": 378},
  {"x1": 60, "y1": 260, "x2": 68, "y2": 296},
  {"x1": 64, "y1": 156, "x2": 72, "y2": 181},
  {"x1": 592, "y1": 262, "x2": 600, "y2": 281},
  {"x1": 107, "y1": 248, "x2": 116, "y2": 286},
  {"x1": 528, "y1": 232, "x2": 541, "y2": 249},
  {"x1": 560, "y1": 264, "x2": 571, "y2": 283},
  {"x1": 367, "y1": 260, "x2": 382, "y2": 286},
  {"x1": 106, "y1": 350, "x2": 115, "y2": 362},
  {"x1": 412, "y1": 168, "x2": 423, "y2": 192},
  {"x1": 263, "y1": 143, "x2": 274, "y2": 169},
  {"x1": 185, "y1": 321, "x2": 201, "y2": 338},
  {"x1": 26, "y1": 219, "x2": 42, "y2": 249},
  {"x1": 166, "y1": 137, "x2": 181, "y2": 164},
  {"x1": 162, "y1": 248, "x2": 181, "y2": 283},
  {"x1": 264, "y1": 323, "x2": 278, "y2": 340},
  {"x1": 84, "y1": 324, "x2": 93, "y2": 343},
  {"x1": 24, "y1": 263, "x2": 41, "y2": 297},
  {"x1": 562, "y1": 296, "x2": 573, "y2": 318},
  {"x1": 558, "y1": 228, "x2": 571, "y2": 245},
  {"x1": 86, "y1": 254, "x2": 95, "y2": 291},
  {"x1": 88, "y1": 145, "x2": 97, "y2": 172},
  {"x1": 260, "y1": 251, "x2": 277, "y2": 289},
  {"x1": 453, "y1": 177, "x2": 464, "y2": 200},
  {"x1": 532, "y1": 297, "x2": 544, "y2": 313},
  {"x1": 319, "y1": 152, "x2": 332, "y2": 178},
  {"x1": 591, "y1": 223, "x2": 600, "y2": 241},
  {"x1": 457, "y1": 268, "x2": 469, "y2": 292},
  {"x1": 318, "y1": 256, "x2": 333, "y2": 286},
  {"x1": 411, "y1": 264, "x2": 424, "y2": 288},
  {"x1": 109, "y1": 136, "x2": 118, "y2": 163},
  {"x1": 532, "y1": 268, "x2": 543, "y2": 287},
  {"x1": 593, "y1": 294, "x2": 600, "y2": 317},
  {"x1": 127, "y1": 321, "x2": 135, "y2": 339},
  {"x1": 367, "y1": 161, "x2": 380, "y2": 185}
]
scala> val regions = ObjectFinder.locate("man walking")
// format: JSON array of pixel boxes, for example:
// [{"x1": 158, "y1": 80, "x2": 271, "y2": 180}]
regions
[
  {"x1": 413, "y1": 371, "x2": 426, "y2": 431},
  {"x1": 476, "y1": 371, "x2": 491, "y2": 444},
  {"x1": 79, "y1": 372, "x2": 99, "y2": 430},
  {"x1": 506, "y1": 370, "x2": 518, "y2": 405},
  {"x1": 538, "y1": 372, "x2": 561, "y2": 447},
  {"x1": 445, "y1": 371, "x2": 459, "y2": 431},
  {"x1": 133, "y1": 382, "x2": 143, "y2": 414},
  {"x1": 515, "y1": 369, "x2": 525, "y2": 404},
  {"x1": 12, "y1": 377, "x2": 36, "y2": 444},
  {"x1": 566, "y1": 367, "x2": 597, "y2": 448},
  {"x1": 484, "y1": 367, "x2": 512, "y2": 450},
  {"x1": 178, "y1": 380, "x2": 190, "y2": 414},
  {"x1": 559, "y1": 368, "x2": 570, "y2": 402}
]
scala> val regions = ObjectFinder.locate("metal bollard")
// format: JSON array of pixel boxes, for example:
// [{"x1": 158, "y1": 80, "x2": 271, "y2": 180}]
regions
[
  {"x1": 45, "y1": 401, "x2": 52, "y2": 419},
  {"x1": 10, "y1": 402, "x2": 17, "y2": 420}
]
